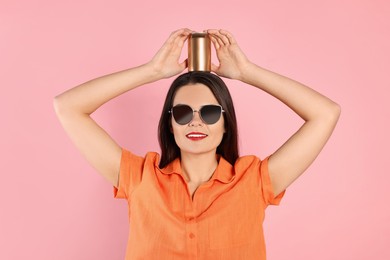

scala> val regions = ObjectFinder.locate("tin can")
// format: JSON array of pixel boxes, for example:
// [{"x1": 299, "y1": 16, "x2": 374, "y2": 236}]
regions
[{"x1": 188, "y1": 33, "x2": 211, "y2": 72}]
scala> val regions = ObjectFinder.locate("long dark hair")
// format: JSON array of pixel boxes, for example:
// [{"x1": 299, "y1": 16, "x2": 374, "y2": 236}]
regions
[{"x1": 158, "y1": 71, "x2": 239, "y2": 168}]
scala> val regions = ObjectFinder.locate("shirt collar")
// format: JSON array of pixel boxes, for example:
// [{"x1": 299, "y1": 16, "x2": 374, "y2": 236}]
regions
[{"x1": 158, "y1": 156, "x2": 235, "y2": 184}]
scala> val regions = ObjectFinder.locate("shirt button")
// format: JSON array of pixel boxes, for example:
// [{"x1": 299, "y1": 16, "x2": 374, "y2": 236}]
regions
[{"x1": 189, "y1": 233, "x2": 195, "y2": 239}]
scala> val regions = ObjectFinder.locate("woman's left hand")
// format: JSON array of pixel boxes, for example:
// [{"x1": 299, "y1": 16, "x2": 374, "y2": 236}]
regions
[{"x1": 206, "y1": 29, "x2": 251, "y2": 80}]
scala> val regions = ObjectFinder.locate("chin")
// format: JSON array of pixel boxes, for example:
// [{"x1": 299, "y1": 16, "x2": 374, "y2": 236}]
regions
[{"x1": 180, "y1": 147, "x2": 218, "y2": 157}]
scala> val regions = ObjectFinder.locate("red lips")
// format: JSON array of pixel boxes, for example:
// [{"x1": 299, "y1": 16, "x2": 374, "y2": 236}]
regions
[{"x1": 186, "y1": 132, "x2": 208, "y2": 141}]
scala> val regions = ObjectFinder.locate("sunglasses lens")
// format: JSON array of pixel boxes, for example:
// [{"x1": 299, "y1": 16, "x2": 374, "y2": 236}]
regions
[
  {"x1": 200, "y1": 105, "x2": 222, "y2": 124},
  {"x1": 171, "y1": 105, "x2": 223, "y2": 125},
  {"x1": 172, "y1": 105, "x2": 193, "y2": 125}
]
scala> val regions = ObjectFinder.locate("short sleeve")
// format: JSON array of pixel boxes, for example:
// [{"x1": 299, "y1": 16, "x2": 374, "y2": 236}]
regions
[
  {"x1": 113, "y1": 148, "x2": 144, "y2": 200},
  {"x1": 260, "y1": 156, "x2": 285, "y2": 206}
]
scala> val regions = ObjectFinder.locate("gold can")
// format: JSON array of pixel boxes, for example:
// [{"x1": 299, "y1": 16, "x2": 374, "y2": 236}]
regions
[{"x1": 188, "y1": 32, "x2": 211, "y2": 72}]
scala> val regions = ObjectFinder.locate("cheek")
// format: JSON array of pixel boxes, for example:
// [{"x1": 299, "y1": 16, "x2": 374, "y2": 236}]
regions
[
  {"x1": 170, "y1": 119, "x2": 179, "y2": 134},
  {"x1": 171, "y1": 123, "x2": 185, "y2": 145},
  {"x1": 212, "y1": 121, "x2": 226, "y2": 141}
]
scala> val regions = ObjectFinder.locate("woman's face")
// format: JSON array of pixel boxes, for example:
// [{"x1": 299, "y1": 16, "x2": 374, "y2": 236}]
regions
[{"x1": 171, "y1": 83, "x2": 225, "y2": 157}]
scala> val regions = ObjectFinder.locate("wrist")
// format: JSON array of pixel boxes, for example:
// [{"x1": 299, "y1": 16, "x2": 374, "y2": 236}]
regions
[
  {"x1": 144, "y1": 60, "x2": 183, "y2": 81},
  {"x1": 140, "y1": 62, "x2": 167, "y2": 82},
  {"x1": 236, "y1": 61, "x2": 256, "y2": 82}
]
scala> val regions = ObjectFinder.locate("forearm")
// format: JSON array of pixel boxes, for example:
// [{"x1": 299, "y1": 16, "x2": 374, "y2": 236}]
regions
[
  {"x1": 54, "y1": 63, "x2": 162, "y2": 115},
  {"x1": 52, "y1": 29, "x2": 191, "y2": 187},
  {"x1": 208, "y1": 29, "x2": 341, "y2": 194},
  {"x1": 239, "y1": 63, "x2": 340, "y2": 122}
]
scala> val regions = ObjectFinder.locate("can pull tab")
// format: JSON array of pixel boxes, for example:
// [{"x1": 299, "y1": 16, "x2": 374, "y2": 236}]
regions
[{"x1": 188, "y1": 33, "x2": 211, "y2": 72}]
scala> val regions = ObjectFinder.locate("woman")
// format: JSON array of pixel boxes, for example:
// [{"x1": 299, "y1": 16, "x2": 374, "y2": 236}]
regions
[{"x1": 54, "y1": 28, "x2": 340, "y2": 259}]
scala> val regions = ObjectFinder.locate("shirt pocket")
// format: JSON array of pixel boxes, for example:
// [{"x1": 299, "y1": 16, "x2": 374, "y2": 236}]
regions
[{"x1": 207, "y1": 197, "x2": 262, "y2": 250}]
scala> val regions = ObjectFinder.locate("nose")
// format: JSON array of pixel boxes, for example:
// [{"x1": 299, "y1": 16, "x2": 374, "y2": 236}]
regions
[{"x1": 189, "y1": 110, "x2": 203, "y2": 125}]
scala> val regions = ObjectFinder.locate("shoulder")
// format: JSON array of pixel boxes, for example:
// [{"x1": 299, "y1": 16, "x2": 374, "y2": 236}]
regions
[
  {"x1": 121, "y1": 149, "x2": 161, "y2": 168},
  {"x1": 233, "y1": 154, "x2": 271, "y2": 177},
  {"x1": 234, "y1": 154, "x2": 262, "y2": 169}
]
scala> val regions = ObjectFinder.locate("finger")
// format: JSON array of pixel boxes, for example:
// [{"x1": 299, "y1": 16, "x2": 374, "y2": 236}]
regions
[
  {"x1": 168, "y1": 28, "x2": 191, "y2": 44},
  {"x1": 219, "y1": 29, "x2": 236, "y2": 45},
  {"x1": 172, "y1": 28, "x2": 192, "y2": 36},
  {"x1": 171, "y1": 29, "x2": 191, "y2": 52},
  {"x1": 205, "y1": 29, "x2": 219, "y2": 34},
  {"x1": 176, "y1": 28, "x2": 192, "y2": 41},
  {"x1": 213, "y1": 30, "x2": 230, "y2": 45},
  {"x1": 206, "y1": 29, "x2": 223, "y2": 45},
  {"x1": 209, "y1": 34, "x2": 221, "y2": 49},
  {"x1": 212, "y1": 33, "x2": 225, "y2": 47},
  {"x1": 174, "y1": 32, "x2": 189, "y2": 48}
]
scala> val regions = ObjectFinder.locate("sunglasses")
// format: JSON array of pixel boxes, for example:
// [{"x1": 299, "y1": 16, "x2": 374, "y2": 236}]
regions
[{"x1": 169, "y1": 104, "x2": 225, "y2": 125}]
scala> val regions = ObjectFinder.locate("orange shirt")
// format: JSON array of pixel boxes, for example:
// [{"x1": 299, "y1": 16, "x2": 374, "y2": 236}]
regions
[{"x1": 114, "y1": 149, "x2": 285, "y2": 259}]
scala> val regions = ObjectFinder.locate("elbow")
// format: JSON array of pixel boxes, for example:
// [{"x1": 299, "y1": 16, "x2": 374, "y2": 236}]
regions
[
  {"x1": 309, "y1": 100, "x2": 341, "y2": 125},
  {"x1": 53, "y1": 94, "x2": 91, "y2": 119},
  {"x1": 53, "y1": 94, "x2": 66, "y2": 117},
  {"x1": 53, "y1": 95, "x2": 61, "y2": 116},
  {"x1": 330, "y1": 101, "x2": 341, "y2": 121},
  {"x1": 323, "y1": 101, "x2": 341, "y2": 126},
  {"x1": 53, "y1": 94, "x2": 76, "y2": 118}
]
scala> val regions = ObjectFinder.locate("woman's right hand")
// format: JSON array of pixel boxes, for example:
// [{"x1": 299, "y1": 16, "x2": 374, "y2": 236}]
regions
[
  {"x1": 54, "y1": 29, "x2": 192, "y2": 188},
  {"x1": 148, "y1": 28, "x2": 193, "y2": 79}
]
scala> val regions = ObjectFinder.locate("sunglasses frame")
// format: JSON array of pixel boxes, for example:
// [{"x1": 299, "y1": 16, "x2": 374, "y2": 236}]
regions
[{"x1": 169, "y1": 104, "x2": 225, "y2": 125}]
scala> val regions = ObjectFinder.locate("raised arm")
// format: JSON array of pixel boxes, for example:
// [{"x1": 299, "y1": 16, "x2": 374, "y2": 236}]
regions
[
  {"x1": 207, "y1": 29, "x2": 341, "y2": 196},
  {"x1": 53, "y1": 28, "x2": 192, "y2": 187}
]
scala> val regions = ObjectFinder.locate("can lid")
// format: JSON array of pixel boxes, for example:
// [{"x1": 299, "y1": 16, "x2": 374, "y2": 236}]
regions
[{"x1": 191, "y1": 32, "x2": 207, "y2": 38}]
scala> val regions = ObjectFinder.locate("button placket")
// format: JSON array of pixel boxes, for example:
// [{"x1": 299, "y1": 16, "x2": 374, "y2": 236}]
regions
[
  {"x1": 186, "y1": 219, "x2": 197, "y2": 258},
  {"x1": 185, "y1": 203, "x2": 198, "y2": 258}
]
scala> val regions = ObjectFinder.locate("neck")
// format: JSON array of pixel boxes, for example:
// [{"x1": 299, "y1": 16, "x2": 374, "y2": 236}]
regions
[{"x1": 180, "y1": 151, "x2": 218, "y2": 183}]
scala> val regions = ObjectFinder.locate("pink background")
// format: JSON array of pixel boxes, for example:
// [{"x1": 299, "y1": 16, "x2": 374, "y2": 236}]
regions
[{"x1": 1, "y1": 0, "x2": 389, "y2": 259}]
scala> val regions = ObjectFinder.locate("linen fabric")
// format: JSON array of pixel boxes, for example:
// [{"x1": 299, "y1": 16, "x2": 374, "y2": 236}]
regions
[{"x1": 114, "y1": 148, "x2": 285, "y2": 259}]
